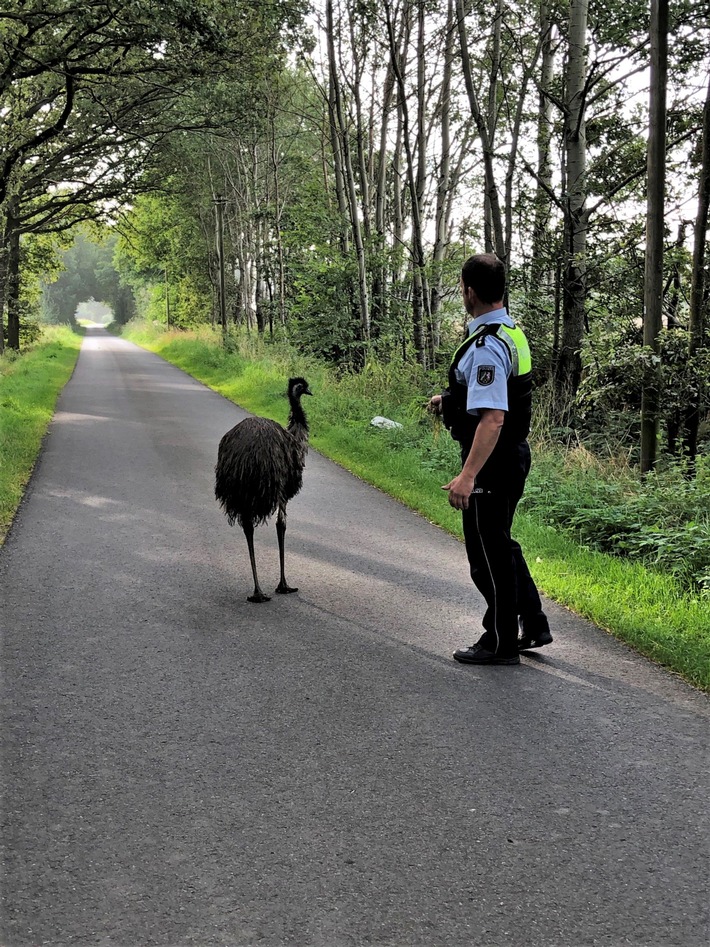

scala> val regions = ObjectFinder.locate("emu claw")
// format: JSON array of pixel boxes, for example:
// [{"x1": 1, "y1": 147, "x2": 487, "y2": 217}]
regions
[
  {"x1": 248, "y1": 592, "x2": 271, "y2": 603},
  {"x1": 275, "y1": 583, "x2": 298, "y2": 595}
]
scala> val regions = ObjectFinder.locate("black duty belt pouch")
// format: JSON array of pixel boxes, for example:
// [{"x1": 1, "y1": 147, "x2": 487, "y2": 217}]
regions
[{"x1": 440, "y1": 389, "x2": 471, "y2": 444}]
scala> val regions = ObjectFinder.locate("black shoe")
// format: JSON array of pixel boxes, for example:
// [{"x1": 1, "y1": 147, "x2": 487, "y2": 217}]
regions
[
  {"x1": 453, "y1": 644, "x2": 520, "y2": 665},
  {"x1": 518, "y1": 629, "x2": 553, "y2": 651}
]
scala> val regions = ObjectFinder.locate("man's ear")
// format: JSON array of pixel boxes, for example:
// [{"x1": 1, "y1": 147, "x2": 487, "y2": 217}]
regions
[{"x1": 464, "y1": 285, "x2": 477, "y2": 307}]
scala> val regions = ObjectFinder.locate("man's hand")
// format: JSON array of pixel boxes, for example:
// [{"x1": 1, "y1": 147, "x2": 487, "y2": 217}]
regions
[
  {"x1": 428, "y1": 394, "x2": 443, "y2": 415},
  {"x1": 441, "y1": 409, "x2": 504, "y2": 511},
  {"x1": 442, "y1": 471, "x2": 476, "y2": 510}
]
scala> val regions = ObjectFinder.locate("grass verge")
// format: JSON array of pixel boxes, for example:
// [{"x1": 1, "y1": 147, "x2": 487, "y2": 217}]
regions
[
  {"x1": 120, "y1": 321, "x2": 710, "y2": 691},
  {"x1": 0, "y1": 326, "x2": 83, "y2": 542}
]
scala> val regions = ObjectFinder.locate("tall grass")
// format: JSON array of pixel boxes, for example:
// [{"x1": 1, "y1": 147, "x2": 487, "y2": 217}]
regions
[
  {"x1": 119, "y1": 320, "x2": 710, "y2": 691},
  {"x1": 0, "y1": 326, "x2": 83, "y2": 541}
]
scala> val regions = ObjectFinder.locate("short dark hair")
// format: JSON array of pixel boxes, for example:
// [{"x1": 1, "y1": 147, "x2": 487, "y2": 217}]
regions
[{"x1": 461, "y1": 254, "x2": 505, "y2": 304}]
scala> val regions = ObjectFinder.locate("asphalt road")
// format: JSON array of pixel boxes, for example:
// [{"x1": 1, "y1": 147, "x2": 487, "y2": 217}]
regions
[{"x1": 1, "y1": 328, "x2": 708, "y2": 947}]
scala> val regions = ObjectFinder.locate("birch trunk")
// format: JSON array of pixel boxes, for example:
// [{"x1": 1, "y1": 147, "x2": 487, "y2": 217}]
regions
[
  {"x1": 485, "y1": 0, "x2": 503, "y2": 252},
  {"x1": 373, "y1": 53, "x2": 397, "y2": 334},
  {"x1": 416, "y1": 0, "x2": 434, "y2": 365},
  {"x1": 270, "y1": 113, "x2": 287, "y2": 329},
  {"x1": 430, "y1": 0, "x2": 455, "y2": 335},
  {"x1": 392, "y1": 103, "x2": 405, "y2": 284},
  {"x1": 328, "y1": 67, "x2": 350, "y2": 255},
  {"x1": 455, "y1": 0, "x2": 506, "y2": 261},
  {"x1": 503, "y1": 31, "x2": 538, "y2": 279},
  {"x1": 385, "y1": 0, "x2": 431, "y2": 366},
  {"x1": 349, "y1": 10, "x2": 371, "y2": 242},
  {"x1": 327, "y1": 0, "x2": 370, "y2": 344}
]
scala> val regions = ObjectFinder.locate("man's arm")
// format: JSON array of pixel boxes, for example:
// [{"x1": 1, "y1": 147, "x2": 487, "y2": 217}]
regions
[{"x1": 442, "y1": 408, "x2": 505, "y2": 510}]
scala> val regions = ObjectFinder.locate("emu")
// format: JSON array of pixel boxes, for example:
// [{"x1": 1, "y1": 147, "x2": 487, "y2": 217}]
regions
[{"x1": 215, "y1": 377, "x2": 312, "y2": 603}]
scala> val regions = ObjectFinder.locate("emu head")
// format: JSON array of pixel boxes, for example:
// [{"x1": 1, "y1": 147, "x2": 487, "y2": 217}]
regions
[{"x1": 288, "y1": 377, "x2": 313, "y2": 400}]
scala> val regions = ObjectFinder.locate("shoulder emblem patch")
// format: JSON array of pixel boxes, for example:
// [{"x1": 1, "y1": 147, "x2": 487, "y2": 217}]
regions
[{"x1": 477, "y1": 365, "x2": 496, "y2": 386}]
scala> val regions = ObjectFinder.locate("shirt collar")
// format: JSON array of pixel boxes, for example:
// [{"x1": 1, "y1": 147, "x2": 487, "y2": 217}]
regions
[{"x1": 467, "y1": 306, "x2": 513, "y2": 335}]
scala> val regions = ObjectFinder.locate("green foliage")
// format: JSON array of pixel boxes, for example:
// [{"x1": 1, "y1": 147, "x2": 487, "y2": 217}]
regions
[
  {"x1": 521, "y1": 449, "x2": 710, "y2": 594},
  {"x1": 288, "y1": 254, "x2": 361, "y2": 363},
  {"x1": 114, "y1": 195, "x2": 212, "y2": 328},
  {"x1": 0, "y1": 325, "x2": 82, "y2": 540},
  {"x1": 574, "y1": 323, "x2": 710, "y2": 456}
]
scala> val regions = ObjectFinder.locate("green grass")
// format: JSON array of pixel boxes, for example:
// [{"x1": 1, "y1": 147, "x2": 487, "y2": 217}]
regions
[
  {"x1": 0, "y1": 326, "x2": 83, "y2": 541},
  {"x1": 119, "y1": 320, "x2": 710, "y2": 692}
]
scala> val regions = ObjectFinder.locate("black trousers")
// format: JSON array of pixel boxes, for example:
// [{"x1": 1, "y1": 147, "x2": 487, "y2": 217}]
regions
[{"x1": 460, "y1": 441, "x2": 548, "y2": 657}]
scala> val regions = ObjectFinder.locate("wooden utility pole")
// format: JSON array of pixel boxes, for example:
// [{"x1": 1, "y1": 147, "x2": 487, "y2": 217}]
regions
[
  {"x1": 165, "y1": 267, "x2": 170, "y2": 327},
  {"x1": 640, "y1": 0, "x2": 669, "y2": 474}
]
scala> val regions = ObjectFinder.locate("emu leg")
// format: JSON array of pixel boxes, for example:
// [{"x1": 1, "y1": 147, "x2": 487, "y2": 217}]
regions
[
  {"x1": 275, "y1": 507, "x2": 297, "y2": 594},
  {"x1": 243, "y1": 521, "x2": 270, "y2": 603}
]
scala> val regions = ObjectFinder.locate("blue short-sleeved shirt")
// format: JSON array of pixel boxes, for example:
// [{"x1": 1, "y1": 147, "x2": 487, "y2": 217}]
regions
[{"x1": 455, "y1": 307, "x2": 514, "y2": 416}]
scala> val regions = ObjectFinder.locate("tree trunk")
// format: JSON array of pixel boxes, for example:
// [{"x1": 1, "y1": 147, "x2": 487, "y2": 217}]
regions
[
  {"x1": 349, "y1": 10, "x2": 372, "y2": 243},
  {"x1": 640, "y1": 0, "x2": 668, "y2": 474},
  {"x1": 531, "y1": 1, "x2": 555, "y2": 296},
  {"x1": 385, "y1": 0, "x2": 431, "y2": 367},
  {"x1": 683, "y1": 70, "x2": 710, "y2": 467},
  {"x1": 416, "y1": 0, "x2": 435, "y2": 365},
  {"x1": 688, "y1": 73, "x2": 710, "y2": 354},
  {"x1": 327, "y1": 0, "x2": 370, "y2": 345},
  {"x1": 373, "y1": 54, "x2": 397, "y2": 336},
  {"x1": 270, "y1": 113, "x2": 287, "y2": 330},
  {"x1": 6, "y1": 210, "x2": 21, "y2": 352},
  {"x1": 415, "y1": 0, "x2": 427, "y2": 213},
  {"x1": 328, "y1": 66, "x2": 350, "y2": 255},
  {"x1": 372, "y1": 8, "x2": 407, "y2": 338},
  {"x1": 485, "y1": 0, "x2": 503, "y2": 252},
  {"x1": 430, "y1": 0, "x2": 455, "y2": 338},
  {"x1": 455, "y1": 0, "x2": 506, "y2": 261},
  {"x1": 0, "y1": 214, "x2": 8, "y2": 355},
  {"x1": 392, "y1": 100, "x2": 405, "y2": 298},
  {"x1": 254, "y1": 216, "x2": 266, "y2": 335},
  {"x1": 665, "y1": 222, "x2": 686, "y2": 329},
  {"x1": 555, "y1": 0, "x2": 589, "y2": 404},
  {"x1": 503, "y1": 29, "x2": 537, "y2": 291}
]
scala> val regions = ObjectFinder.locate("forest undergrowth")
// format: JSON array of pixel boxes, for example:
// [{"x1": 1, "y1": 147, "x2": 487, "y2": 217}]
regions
[{"x1": 115, "y1": 320, "x2": 710, "y2": 691}]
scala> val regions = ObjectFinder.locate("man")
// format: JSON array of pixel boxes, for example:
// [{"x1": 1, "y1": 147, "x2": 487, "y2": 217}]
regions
[{"x1": 430, "y1": 253, "x2": 552, "y2": 665}]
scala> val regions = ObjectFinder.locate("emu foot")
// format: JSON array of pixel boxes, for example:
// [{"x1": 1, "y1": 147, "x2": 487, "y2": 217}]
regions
[
  {"x1": 275, "y1": 582, "x2": 298, "y2": 595},
  {"x1": 247, "y1": 591, "x2": 271, "y2": 603}
]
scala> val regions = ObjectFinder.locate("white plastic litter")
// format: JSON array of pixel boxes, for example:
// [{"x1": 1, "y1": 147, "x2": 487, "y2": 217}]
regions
[{"x1": 370, "y1": 416, "x2": 403, "y2": 430}]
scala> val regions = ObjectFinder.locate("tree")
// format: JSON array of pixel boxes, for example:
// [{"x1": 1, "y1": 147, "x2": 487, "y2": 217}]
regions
[
  {"x1": 1, "y1": 0, "x2": 308, "y2": 350},
  {"x1": 640, "y1": 0, "x2": 669, "y2": 473}
]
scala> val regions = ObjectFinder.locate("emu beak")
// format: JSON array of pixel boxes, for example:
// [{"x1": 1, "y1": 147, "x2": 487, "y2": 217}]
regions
[{"x1": 304, "y1": 387, "x2": 313, "y2": 396}]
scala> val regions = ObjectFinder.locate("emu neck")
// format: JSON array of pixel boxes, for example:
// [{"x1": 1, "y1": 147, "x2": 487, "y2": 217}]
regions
[{"x1": 287, "y1": 399, "x2": 309, "y2": 448}]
